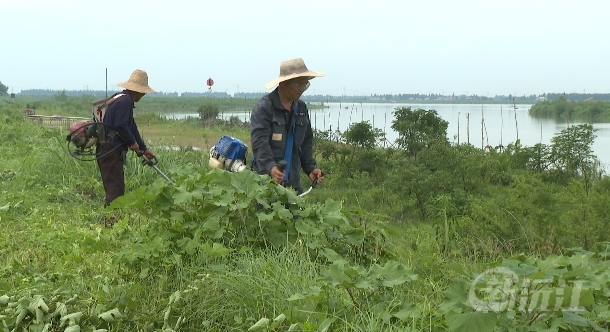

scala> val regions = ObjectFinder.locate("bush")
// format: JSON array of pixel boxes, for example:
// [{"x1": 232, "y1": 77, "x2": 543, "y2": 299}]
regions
[{"x1": 197, "y1": 101, "x2": 219, "y2": 122}]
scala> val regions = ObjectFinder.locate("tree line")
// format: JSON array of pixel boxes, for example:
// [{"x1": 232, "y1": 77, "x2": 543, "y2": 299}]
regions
[{"x1": 5, "y1": 82, "x2": 610, "y2": 103}]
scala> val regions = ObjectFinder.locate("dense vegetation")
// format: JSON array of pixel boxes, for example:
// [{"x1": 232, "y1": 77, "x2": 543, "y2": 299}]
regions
[
  {"x1": 529, "y1": 97, "x2": 610, "y2": 121},
  {"x1": 0, "y1": 81, "x2": 8, "y2": 96},
  {"x1": 2, "y1": 96, "x2": 610, "y2": 331}
]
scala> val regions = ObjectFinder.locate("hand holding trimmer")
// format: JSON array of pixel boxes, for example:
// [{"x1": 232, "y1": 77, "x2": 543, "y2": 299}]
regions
[
  {"x1": 300, "y1": 170, "x2": 325, "y2": 197},
  {"x1": 275, "y1": 160, "x2": 288, "y2": 186},
  {"x1": 137, "y1": 152, "x2": 174, "y2": 185}
]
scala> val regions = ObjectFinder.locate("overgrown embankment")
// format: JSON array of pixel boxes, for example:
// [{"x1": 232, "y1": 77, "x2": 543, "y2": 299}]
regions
[{"x1": 3, "y1": 104, "x2": 610, "y2": 330}]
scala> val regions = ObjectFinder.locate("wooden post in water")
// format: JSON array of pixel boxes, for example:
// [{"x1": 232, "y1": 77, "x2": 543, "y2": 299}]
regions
[
  {"x1": 481, "y1": 106, "x2": 484, "y2": 149},
  {"x1": 457, "y1": 112, "x2": 460, "y2": 145},
  {"x1": 500, "y1": 107, "x2": 503, "y2": 149},
  {"x1": 324, "y1": 110, "x2": 326, "y2": 132},
  {"x1": 513, "y1": 97, "x2": 519, "y2": 142},
  {"x1": 337, "y1": 108, "x2": 340, "y2": 131},
  {"x1": 467, "y1": 113, "x2": 470, "y2": 145}
]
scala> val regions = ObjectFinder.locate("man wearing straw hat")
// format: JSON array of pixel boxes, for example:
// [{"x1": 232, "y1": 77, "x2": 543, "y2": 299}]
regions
[
  {"x1": 96, "y1": 69, "x2": 156, "y2": 207},
  {"x1": 250, "y1": 58, "x2": 325, "y2": 194}
]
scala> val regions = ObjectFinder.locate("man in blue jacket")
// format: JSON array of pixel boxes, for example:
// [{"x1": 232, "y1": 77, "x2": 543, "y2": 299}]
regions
[
  {"x1": 96, "y1": 69, "x2": 156, "y2": 207},
  {"x1": 250, "y1": 58, "x2": 325, "y2": 194}
]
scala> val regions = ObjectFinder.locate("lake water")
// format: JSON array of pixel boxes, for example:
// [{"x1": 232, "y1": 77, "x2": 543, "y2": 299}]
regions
[{"x1": 165, "y1": 102, "x2": 610, "y2": 168}]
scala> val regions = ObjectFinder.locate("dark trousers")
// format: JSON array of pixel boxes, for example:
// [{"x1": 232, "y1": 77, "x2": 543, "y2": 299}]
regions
[{"x1": 96, "y1": 143, "x2": 125, "y2": 207}]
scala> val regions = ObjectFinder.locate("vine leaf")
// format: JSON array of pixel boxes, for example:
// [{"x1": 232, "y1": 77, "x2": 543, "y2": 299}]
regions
[{"x1": 445, "y1": 311, "x2": 497, "y2": 332}]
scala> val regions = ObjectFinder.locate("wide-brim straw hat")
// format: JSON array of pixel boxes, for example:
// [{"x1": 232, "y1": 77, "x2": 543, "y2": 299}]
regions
[
  {"x1": 265, "y1": 58, "x2": 325, "y2": 89},
  {"x1": 117, "y1": 69, "x2": 156, "y2": 94}
]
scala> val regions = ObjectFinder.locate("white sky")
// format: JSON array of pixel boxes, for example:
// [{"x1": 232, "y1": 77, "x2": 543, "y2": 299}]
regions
[{"x1": 2, "y1": 0, "x2": 609, "y2": 97}]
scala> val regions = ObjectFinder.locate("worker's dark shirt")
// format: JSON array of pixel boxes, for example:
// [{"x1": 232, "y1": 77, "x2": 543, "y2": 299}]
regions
[
  {"x1": 103, "y1": 90, "x2": 147, "y2": 151},
  {"x1": 250, "y1": 88, "x2": 316, "y2": 193}
]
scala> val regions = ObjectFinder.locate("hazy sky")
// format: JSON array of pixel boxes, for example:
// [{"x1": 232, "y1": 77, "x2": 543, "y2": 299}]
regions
[{"x1": 2, "y1": 0, "x2": 609, "y2": 97}]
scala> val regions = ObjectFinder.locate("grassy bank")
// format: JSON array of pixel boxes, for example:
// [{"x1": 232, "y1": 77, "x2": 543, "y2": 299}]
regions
[{"x1": 2, "y1": 105, "x2": 610, "y2": 331}]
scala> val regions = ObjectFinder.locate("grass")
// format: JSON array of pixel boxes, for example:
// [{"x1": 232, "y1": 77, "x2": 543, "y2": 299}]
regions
[
  {"x1": 137, "y1": 118, "x2": 251, "y2": 151},
  {"x1": 0, "y1": 109, "x2": 521, "y2": 331}
]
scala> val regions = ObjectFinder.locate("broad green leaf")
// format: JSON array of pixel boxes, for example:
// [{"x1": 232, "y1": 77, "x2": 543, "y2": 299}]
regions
[
  {"x1": 536, "y1": 255, "x2": 572, "y2": 270},
  {"x1": 173, "y1": 190, "x2": 195, "y2": 204},
  {"x1": 306, "y1": 239, "x2": 321, "y2": 249},
  {"x1": 139, "y1": 267, "x2": 150, "y2": 279},
  {"x1": 319, "y1": 248, "x2": 345, "y2": 263},
  {"x1": 213, "y1": 192, "x2": 235, "y2": 206},
  {"x1": 370, "y1": 261, "x2": 417, "y2": 287},
  {"x1": 393, "y1": 304, "x2": 420, "y2": 321},
  {"x1": 443, "y1": 279, "x2": 471, "y2": 303},
  {"x1": 169, "y1": 211, "x2": 184, "y2": 222},
  {"x1": 287, "y1": 293, "x2": 306, "y2": 301},
  {"x1": 201, "y1": 242, "x2": 234, "y2": 258},
  {"x1": 295, "y1": 221, "x2": 323, "y2": 236},
  {"x1": 562, "y1": 310, "x2": 590, "y2": 326},
  {"x1": 317, "y1": 317, "x2": 336, "y2": 332},
  {"x1": 354, "y1": 278, "x2": 375, "y2": 290},
  {"x1": 248, "y1": 317, "x2": 270, "y2": 331},
  {"x1": 201, "y1": 215, "x2": 222, "y2": 234},
  {"x1": 98, "y1": 308, "x2": 122, "y2": 323},
  {"x1": 322, "y1": 263, "x2": 350, "y2": 284},
  {"x1": 510, "y1": 264, "x2": 539, "y2": 276},
  {"x1": 562, "y1": 267, "x2": 590, "y2": 280},
  {"x1": 64, "y1": 326, "x2": 81, "y2": 332},
  {"x1": 445, "y1": 311, "x2": 497, "y2": 332},
  {"x1": 60, "y1": 312, "x2": 82, "y2": 326},
  {"x1": 446, "y1": 263, "x2": 470, "y2": 277},
  {"x1": 153, "y1": 192, "x2": 173, "y2": 210},
  {"x1": 110, "y1": 186, "x2": 147, "y2": 208},
  {"x1": 231, "y1": 171, "x2": 259, "y2": 194},
  {"x1": 257, "y1": 211, "x2": 274, "y2": 222},
  {"x1": 344, "y1": 233, "x2": 364, "y2": 246},
  {"x1": 35, "y1": 307, "x2": 44, "y2": 323},
  {"x1": 52, "y1": 303, "x2": 67, "y2": 318}
]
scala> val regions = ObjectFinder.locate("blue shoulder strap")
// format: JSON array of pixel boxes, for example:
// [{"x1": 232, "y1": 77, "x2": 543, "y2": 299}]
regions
[{"x1": 282, "y1": 101, "x2": 298, "y2": 181}]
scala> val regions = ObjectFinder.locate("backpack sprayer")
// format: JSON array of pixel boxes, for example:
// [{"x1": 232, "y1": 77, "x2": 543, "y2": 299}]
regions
[{"x1": 65, "y1": 93, "x2": 125, "y2": 161}]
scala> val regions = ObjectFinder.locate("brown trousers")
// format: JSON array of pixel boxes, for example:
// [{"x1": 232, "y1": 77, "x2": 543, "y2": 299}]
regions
[{"x1": 96, "y1": 143, "x2": 126, "y2": 207}]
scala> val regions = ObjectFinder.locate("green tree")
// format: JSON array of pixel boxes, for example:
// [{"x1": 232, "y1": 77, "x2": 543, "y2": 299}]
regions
[
  {"x1": 342, "y1": 121, "x2": 383, "y2": 149},
  {"x1": 549, "y1": 124, "x2": 598, "y2": 194},
  {"x1": 391, "y1": 107, "x2": 448, "y2": 160},
  {"x1": 0, "y1": 81, "x2": 8, "y2": 96},
  {"x1": 550, "y1": 124, "x2": 596, "y2": 176},
  {"x1": 197, "y1": 101, "x2": 219, "y2": 123},
  {"x1": 54, "y1": 90, "x2": 68, "y2": 102}
]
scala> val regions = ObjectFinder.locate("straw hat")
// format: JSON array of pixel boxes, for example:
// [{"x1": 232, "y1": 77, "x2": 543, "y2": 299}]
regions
[
  {"x1": 117, "y1": 69, "x2": 156, "y2": 94},
  {"x1": 264, "y1": 58, "x2": 325, "y2": 89}
]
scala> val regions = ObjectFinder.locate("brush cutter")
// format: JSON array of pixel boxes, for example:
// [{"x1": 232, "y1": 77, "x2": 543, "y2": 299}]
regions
[{"x1": 276, "y1": 160, "x2": 324, "y2": 197}]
